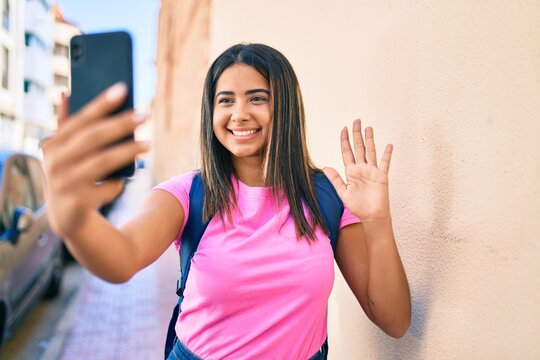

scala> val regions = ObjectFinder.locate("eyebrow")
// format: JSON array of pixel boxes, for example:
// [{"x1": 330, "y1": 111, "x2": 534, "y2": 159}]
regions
[{"x1": 215, "y1": 89, "x2": 270, "y2": 98}]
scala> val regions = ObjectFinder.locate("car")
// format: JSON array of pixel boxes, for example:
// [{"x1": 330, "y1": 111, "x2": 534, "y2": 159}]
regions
[{"x1": 0, "y1": 149, "x2": 63, "y2": 347}]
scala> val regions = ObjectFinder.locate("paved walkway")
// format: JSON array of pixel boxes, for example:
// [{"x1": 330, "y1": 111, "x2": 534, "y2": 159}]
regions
[{"x1": 46, "y1": 170, "x2": 179, "y2": 360}]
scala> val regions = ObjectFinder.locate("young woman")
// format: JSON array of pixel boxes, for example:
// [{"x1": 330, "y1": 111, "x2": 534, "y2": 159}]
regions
[{"x1": 42, "y1": 43, "x2": 410, "y2": 360}]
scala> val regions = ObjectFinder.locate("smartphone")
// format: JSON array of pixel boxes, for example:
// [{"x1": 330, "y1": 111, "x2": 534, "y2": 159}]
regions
[{"x1": 69, "y1": 31, "x2": 135, "y2": 179}]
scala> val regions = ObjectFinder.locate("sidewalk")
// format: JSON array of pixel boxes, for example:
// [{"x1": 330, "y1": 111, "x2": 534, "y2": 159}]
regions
[{"x1": 42, "y1": 170, "x2": 179, "y2": 360}]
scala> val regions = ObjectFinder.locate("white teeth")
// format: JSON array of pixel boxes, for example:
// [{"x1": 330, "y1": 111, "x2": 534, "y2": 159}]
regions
[{"x1": 231, "y1": 129, "x2": 258, "y2": 136}]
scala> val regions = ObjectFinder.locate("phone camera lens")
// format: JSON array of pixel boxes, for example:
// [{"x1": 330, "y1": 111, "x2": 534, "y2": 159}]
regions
[{"x1": 71, "y1": 43, "x2": 83, "y2": 60}]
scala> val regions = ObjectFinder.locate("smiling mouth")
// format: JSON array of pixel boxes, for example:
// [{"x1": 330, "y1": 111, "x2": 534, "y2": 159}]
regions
[{"x1": 229, "y1": 129, "x2": 260, "y2": 136}]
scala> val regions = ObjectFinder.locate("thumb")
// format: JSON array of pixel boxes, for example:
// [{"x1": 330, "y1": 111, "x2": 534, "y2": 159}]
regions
[{"x1": 322, "y1": 167, "x2": 346, "y2": 198}]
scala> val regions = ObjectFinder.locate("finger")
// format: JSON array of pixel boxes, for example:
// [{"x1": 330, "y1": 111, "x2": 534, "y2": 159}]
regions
[
  {"x1": 323, "y1": 167, "x2": 347, "y2": 198},
  {"x1": 352, "y1": 119, "x2": 366, "y2": 163},
  {"x1": 57, "y1": 82, "x2": 128, "y2": 142},
  {"x1": 365, "y1": 127, "x2": 377, "y2": 166},
  {"x1": 57, "y1": 92, "x2": 70, "y2": 128},
  {"x1": 340, "y1": 127, "x2": 356, "y2": 166},
  {"x1": 40, "y1": 93, "x2": 70, "y2": 151},
  {"x1": 56, "y1": 111, "x2": 147, "y2": 167},
  {"x1": 379, "y1": 144, "x2": 393, "y2": 174},
  {"x1": 74, "y1": 140, "x2": 151, "y2": 182},
  {"x1": 92, "y1": 179, "x2": 125, "y2": 208}
]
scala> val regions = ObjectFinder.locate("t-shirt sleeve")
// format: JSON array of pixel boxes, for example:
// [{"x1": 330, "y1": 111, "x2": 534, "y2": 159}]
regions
[
  {"x1": 339, "y1": 206, "x2": 361, "y2": 229},
  {"x1": 151, "y1": 170, "x2": 197, "y2": 250}
]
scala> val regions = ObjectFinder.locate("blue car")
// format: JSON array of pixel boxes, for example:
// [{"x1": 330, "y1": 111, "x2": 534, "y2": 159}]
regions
[{"x1": 0, "y1": 149, "x2": 63, "y2": 346}]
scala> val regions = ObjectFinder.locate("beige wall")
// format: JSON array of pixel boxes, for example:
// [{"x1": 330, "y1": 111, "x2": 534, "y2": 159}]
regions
[
  {"x1": 152, "y1": 0, "x2": 211, "y2": 183},
  {"x1": 154, "y1": 1, "x2": 540, "y2": 358}
]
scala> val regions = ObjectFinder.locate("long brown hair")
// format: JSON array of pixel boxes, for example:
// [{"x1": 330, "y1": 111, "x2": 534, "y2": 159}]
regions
[{"x1": 200, "y1": 43, "x2": 328, "y2": 240}]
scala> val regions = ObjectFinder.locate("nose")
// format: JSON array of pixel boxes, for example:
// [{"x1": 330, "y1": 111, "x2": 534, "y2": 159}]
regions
[{"x1": 230, "y1": 103, "x2": 250, "y2": 123}]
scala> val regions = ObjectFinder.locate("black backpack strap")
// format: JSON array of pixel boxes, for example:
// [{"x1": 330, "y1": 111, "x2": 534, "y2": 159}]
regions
[
  {"x1": 312, "y1": 171, "x2": 344, "y2": 358},
  {"x1": 311, "y1": 172, "x2": 344, "y2": 255},
  {"x1": 164, "y1": 172, "x2": 209, "y2": 359}
]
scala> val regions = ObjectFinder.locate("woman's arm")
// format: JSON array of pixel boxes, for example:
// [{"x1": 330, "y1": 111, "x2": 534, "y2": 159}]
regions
[
  {"x1": 323, "y1": 118, "x2": 411, "y2": 337},
  {"x1": 42, "y1": 84, "x2": 184, "y2": 283},
  {"x1": 335, "y1": 221, "x2": 410, "y2": 337},
  {"x1": 62, "y1": 190, "x2": 184, "y2": 283}
]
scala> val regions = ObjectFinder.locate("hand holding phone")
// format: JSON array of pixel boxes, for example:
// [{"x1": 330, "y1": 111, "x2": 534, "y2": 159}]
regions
[
  {"x1": 40, "y1": 31, "x2": 149, "y2": 237},
  {"x1": 41, "y1": 85, "x2": 150, "y2": 238}
]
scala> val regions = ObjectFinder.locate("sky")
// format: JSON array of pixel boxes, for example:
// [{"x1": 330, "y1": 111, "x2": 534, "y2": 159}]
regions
[{"x1": 55, "y1": 0, "x2": 161, "y2": 109}]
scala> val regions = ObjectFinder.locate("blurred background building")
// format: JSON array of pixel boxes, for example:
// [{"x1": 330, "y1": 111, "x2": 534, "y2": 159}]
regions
[
  {"x1": 22, "y1": 0, "x2": 54, "y2": 153},
  {"x1": 49, "y1": 4, "x2": 80, "y2": 121},
  {"x1": 0, "y1": 0, "x2": 79, "y2": 155},
  {"x1": 0, "y1": 0, "x2": 24, "y2": 149}
]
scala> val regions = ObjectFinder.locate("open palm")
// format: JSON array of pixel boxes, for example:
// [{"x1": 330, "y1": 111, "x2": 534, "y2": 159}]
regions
[{"x1": 323, "y1": 119, "x2": 393, "y2": 221}]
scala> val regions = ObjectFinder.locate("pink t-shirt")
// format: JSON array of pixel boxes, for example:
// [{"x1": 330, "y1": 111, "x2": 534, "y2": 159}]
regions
[{"x1": 153, "y1": 171, "x2": 360, "y2": 359}]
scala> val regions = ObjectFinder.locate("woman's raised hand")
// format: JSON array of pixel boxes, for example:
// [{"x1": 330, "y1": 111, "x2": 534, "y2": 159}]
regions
[
  {"x1": 41, "y1": 83, "x2": 150, "y2": 238},
  {"x1": 323, "y1": 119, "x2": 393, "y2": 222}
]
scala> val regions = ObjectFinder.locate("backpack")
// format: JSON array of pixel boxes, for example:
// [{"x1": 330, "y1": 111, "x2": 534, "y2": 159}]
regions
[{"x1": 164, "y1": 171, "x2": 344, "y2": 359}]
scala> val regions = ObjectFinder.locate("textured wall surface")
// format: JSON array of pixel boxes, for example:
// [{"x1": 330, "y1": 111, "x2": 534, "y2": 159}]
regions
[
  {"x1": 152, "y1": 0, "x2": 211, "y2": 183},
  {"x1": 155, "y1": 1, "x2": 540, "y2": 358}
]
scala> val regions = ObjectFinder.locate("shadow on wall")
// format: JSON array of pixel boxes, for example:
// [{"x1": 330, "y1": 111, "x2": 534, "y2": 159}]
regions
[{"x1": 373, "y1": 122, "x2": 460, "y2": 358}]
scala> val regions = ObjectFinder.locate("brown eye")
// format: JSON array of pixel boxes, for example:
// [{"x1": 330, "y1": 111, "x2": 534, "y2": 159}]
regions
[
  {"x1": 218, "y1": 98, "x2": 233, "y2": 104},
  {"x1": 251, "y1": 96, "x2": 267, "y2": 103}
]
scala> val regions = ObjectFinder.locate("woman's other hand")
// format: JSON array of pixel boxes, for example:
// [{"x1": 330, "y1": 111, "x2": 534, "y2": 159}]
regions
[{"x1": 323, "y1": 119, "x2": 392, "y2": 222}]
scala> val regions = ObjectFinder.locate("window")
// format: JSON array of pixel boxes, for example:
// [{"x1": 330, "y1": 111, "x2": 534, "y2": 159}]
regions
[
  {"x1": 54, "y1": 74, "x2": 68, "y2": 87},
  {"x1": 54, "y1": 43, "x2": 69, "y2": 58},
  {"x1": 26, "y1": 157, "x2": 44, "y2": 209},
  {"x1": 24, "y1": 31, "x2": 47, "y2": 51},
  {"x1": 23, "y1": 79, "x2": 45, "y2": 94},
  {"x1": 2, "y1": 45, "x2": 8, "y2": 89},
  {"x1": 3, "y1": 157, "x2": 34, "y2": 228},
  {"x1": 2, "y1": 0, "x2": 9, "y2": 31}
]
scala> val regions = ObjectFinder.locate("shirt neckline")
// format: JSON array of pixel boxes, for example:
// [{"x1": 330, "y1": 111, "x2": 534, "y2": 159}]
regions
[{"x1": 233, "y1": 176, "x2": 272, "y2": 199}]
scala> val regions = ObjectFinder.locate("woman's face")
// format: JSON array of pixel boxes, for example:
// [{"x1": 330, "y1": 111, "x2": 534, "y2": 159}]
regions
[{"x1": 213, "y1": 64, "x2": 271, "y2": 164}]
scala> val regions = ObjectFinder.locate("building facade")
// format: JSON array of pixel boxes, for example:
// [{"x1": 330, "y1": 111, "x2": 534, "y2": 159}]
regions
[
  {"x1": 0, "y1": 0, "x2": 55, "y2": 154},
  {"x1": 0, "y1": 0, "x2": 76, "y2": 155},
  {"x1": 49, "y1": 4, "x2": 80, "y2": 121},
  {"x1": 0, "y1": 0, "x2": 24, "y2": 149},
  {"x1": 22, "y1": 0, "x2": 54, "y2": 154}
]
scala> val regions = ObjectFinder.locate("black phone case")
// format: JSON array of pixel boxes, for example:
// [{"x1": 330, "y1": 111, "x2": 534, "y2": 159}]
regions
[{"x1": 69, "y1": 31, "x2": 135, "y2": 179}]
